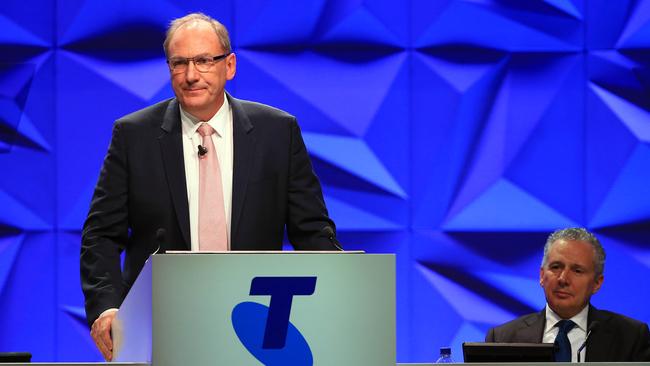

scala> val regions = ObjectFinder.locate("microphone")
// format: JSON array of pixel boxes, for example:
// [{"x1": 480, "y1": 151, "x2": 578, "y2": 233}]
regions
[
  {"x1": 577, "y1": 321, "x2": 600, "y2": 362},
  {"x1": 152, "y1": 228, "x2": 167, "y2": 255},
  {"x1": 322, "y1": 226, "x2": 344, "y2": 251},
  {"x1": 198, "y1": 145, "x2": 208, "y2": 157}
]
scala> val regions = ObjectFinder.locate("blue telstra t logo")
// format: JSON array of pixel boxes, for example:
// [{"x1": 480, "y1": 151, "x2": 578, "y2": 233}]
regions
[{"x1": 232, "y1": 276, "x2": 317, "y2": 366}]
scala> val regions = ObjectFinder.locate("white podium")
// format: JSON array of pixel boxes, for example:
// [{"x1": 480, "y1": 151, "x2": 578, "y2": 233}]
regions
[{"x1": 112, "y1": 252, "x2": 395, "y2": 366}]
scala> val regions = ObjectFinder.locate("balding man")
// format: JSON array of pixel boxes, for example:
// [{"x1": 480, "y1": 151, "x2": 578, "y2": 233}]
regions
[{"x1": 81, "y1": 12, "x2": 339, "y2": 360}]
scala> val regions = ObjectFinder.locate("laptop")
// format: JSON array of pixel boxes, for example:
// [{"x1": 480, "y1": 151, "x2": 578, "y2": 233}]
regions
[
  {"x1": 0, "y1": 352, "x2": 31, "y2": 363},
  {"x1": 463, "y1": 342, "x2": 555, "y2": 363}
]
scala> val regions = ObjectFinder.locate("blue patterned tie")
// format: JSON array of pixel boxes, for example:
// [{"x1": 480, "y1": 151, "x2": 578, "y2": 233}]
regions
[{"x1": 554, "y1": 319, "x2": 576, "y2": 362}]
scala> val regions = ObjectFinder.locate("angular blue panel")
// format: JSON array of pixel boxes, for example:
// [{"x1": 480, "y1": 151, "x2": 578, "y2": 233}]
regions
[
  {"x1": 0, "y1": 99, "x2": 23, "y2": 152},
  {"x1": 1, "y1": 0, "x2": 54, "y2": 45},
  {"x1": 410, "y1": 0, "x2": 453, "y2": 46},
  {"x1": 412, "y1": 231, "x2": 497, "y2": 270},
  {"x1": 0, "y1": 63, "x2": 35, "y2": 99},
  {"x1": 59, "y1": 183, "x2": 95, "y2": 232},
  {"x1": 326, "y1": 195, "x2": 402, "y2": 230},
  {"x1": 617, "y1": 3, "x2": 650, "y2": 48},
  {"x1": 323, "y1": 186, "x2": 408, "y2": 232},
  {"x1": 362, "y1": 60, "x2": 410, "y2": 199},
  {"x1": 441, "y1": 231, "x2": 549, "y2": 271},
  {"x1": 445, "y1": 83, "x2": 508, "y2": 219},
  {"x1": 319, "y1": 6, "x2": 402, "y2": 47},
  {"x1": 0, "y1": 14, "x2": 49, "y2": 46},
  {"x1": 501, "y1": 54, "x2": 583, "y2": 163},
  {"x1": 62, "y1": 306, "x2": 87, "y2": 325},
  {"x1": 0, "y1": 189, "x2": 51, "y2": 231},
  {"x1": 419, "y1": 55, "x2": 507, "y2": 221},
  {"x1": 475, "y1": 271, "x2": 544, "y2": 310},
  {"x1": 303, "y1": 132, "x2": 406, "y2": 198},
  {"x1": 0, "y1": 235, "x2": 24, "y2": 297},
  {"x1": 586, "y1": 0, "x2": 634, "y2": 48},
  {"x1": 364, "y1": 0, "x2": 410, "y2": 44},
  {"x1": 415, "y1": 1, "x2": 579, "y2": 51},
  {"x1": 56, "y1": 51, "x2": 149, "y2": 227},
  {"x1": 462, "y1": 0, "x2": 584, "y2": 45},
  {"x1": 15, "y1": 52, "x2": 56, "y2": 145},
  {"x1": 164, "y1": 1, "x2": 232, "y2": 25},
  {"x1": 543, "y1": 0, "x2": 582, "y2": 19},
  {"x1": 588, "y1": 51, "x2": 643, "y2": 95},
  {"x1": 58, "y1": 0, "x2": 179, "y2": 47},
  {"x1": 310, "y1": 0, "x2": 364, "y2": 39},
  {"x1": 410, "y1": 262, "x2": 463, "y2": 362},
  {"x1": 232, "y1": 55, "x2": 349, "y2": 136},
  {"x1": 410, "y1": 53, "x2": 465, "y2": 228},
  {"x1": 0, "y1": 234, "x2": 55, "y2": 361},
  {"x1": 590, "y1": 83, "x2": 650, "y2": 142},
  {"x1": 0, "y1": 63, "x2": 36, "y2": 151},
  {"x1": 590, "y1": 145, "x2": 650, "y2": 227},
  {"x1": 414, "y1": 53, "x2": 497, "y2": 93},
  {"x1": 416, "y1": 264, "x2": 517, "y2": 324},
  {"x1": 585, "y1": 83, "x2": 638, "y2": 219},
  {"x1": 237, "y1": 49, "x2": 407, "y2": 136},
  {"x1": 444, "y1": 179, "x2": 578, "y2": 231},
  {"x1": 505, "y1": 55, "x2": 585, "y2": 222},
  {"x1": 0, "y1": 57, "x2": 55, "y2": 233},
  {"x1": 432, "y1": 58, "x2": 506, "y2": 215},
  {"x1": 13, "y1": 115, "x2": 51, "y2": 152},
  {"x1": 235, "y1": 0, "x2": 325, "y2": 47},
  {"x1": 625, "y1": 247, "x2": 650, "y2": 269},
  {"x1": 0, "y1": 62, "x2": 52, "y2": 153},
  {"x1": 62, "y1": 52, "x2": 169, "y2": 101}
]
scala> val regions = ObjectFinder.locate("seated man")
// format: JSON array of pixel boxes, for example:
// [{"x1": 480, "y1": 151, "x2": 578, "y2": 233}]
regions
[{"x1": 485, "y1": 228, "x2": 650, "y2": 362}]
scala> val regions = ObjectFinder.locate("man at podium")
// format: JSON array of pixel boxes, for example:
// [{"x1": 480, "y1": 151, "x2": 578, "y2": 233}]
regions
[
  {"x1": 80, "y1": 12, "x2": 340, "y2": 361},
  {"x1": 485, "y1": 228, "x2": 650, "y2": 362}
]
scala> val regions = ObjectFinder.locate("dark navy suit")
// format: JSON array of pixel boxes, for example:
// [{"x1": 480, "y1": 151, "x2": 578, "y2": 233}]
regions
[
  {"x1": 486, "y1": 305, "x2": 650, "y2": 362},
  {"x1": 81, "y1": 93, "x2": 337, "y2": 325}
]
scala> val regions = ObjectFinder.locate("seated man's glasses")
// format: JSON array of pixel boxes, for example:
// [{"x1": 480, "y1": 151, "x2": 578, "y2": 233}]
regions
[{"x1": 167, "y1": 53, "x2": 231, "y2": 74}]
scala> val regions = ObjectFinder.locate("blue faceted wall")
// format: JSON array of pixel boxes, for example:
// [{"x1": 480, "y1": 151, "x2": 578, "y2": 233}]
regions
[{"x1": 1, "y1": 0, "x2": 650, "y2": 362}]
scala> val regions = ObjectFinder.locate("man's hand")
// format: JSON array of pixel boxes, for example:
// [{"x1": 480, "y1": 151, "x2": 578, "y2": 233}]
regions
[{"x1": 91, "y1": 308, "x2": 118, "y2": 361}]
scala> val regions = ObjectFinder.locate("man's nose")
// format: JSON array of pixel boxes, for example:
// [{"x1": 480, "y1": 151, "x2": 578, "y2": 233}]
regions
[
  {"x1": 185, "y1": 60, "x2": 200, "y2": 81},
  {"x1": 558, "y1": 269, "x2": 569, "y2": 284}
]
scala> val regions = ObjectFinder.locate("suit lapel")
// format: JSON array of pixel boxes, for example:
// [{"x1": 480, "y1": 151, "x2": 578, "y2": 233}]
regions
[
  {"x1": 586, "y1": 305, "x2": 614, "y2": 362},
  {"x1": 229, "y1": 93, "x2": 255, "y2": 245},
  {"x1": 518, "y1": 310, "x2": 547, "y2": 342},
  {"x1": 158, "y1": 99, "x2": 191, "y2": 249}
]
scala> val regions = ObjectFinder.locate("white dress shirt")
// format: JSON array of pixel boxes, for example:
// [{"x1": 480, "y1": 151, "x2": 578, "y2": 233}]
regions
[
  {"x1": 543, "y1": 304, "x2": 589, "y2": 362},
  {"x1": 180, "y1": 95, "x2": 234, "y2": 251}
]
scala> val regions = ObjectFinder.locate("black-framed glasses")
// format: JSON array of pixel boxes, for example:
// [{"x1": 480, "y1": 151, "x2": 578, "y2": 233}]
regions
[{"x1": 167, "y1": 53, "x2": 231, "y2": 73}]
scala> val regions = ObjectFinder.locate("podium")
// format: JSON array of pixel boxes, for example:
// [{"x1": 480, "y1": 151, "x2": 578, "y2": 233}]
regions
[{"x1": 112, "y1": 252, "x2": 395, "y2": 365}]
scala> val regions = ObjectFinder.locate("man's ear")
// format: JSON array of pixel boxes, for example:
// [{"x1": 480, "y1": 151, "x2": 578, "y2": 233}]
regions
[
  {"x1": 592, "y1": 274, "x2": 604, "y2": 294},
  {"x1": 226, "y1": 52, "x2": 236, "y2": 80}
]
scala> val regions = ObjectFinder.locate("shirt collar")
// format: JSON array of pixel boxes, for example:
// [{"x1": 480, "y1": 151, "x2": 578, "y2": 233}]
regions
[
  {"x1": 545, "y1": 304, "x2": 589, "y2": 333},
  {"x1": 180, "y1": 94, "x2": 230, "y2": 138}
]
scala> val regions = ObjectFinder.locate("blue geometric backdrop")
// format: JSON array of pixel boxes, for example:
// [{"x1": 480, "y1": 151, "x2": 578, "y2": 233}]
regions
[{"x1": 1, "y1": 0, "x2": 649, "y2": 362}]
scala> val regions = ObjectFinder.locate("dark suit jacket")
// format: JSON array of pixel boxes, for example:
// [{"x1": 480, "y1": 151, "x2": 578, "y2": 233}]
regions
[
  {"x1": 81, "y1": 94, "x2": 338, "y2": 325},
  {"x1": 485, "y1": 305, "x2": 650, "y2": 362}
]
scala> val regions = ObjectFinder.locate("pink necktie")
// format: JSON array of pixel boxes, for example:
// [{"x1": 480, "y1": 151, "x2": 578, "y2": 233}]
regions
[{"x1": 197, "y1": 123, "x2": 228, "y2": 251}]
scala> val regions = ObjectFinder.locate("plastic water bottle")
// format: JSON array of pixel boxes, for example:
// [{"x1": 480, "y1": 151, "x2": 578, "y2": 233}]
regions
[{"x1": 436, "y1": 346, "x2": 454, "y2": 363}]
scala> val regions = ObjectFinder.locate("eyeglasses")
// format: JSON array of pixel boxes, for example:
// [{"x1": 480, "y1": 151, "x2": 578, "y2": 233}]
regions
[{"x1": 167, "y1": 53, "x2": 231, "y2": 73}]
